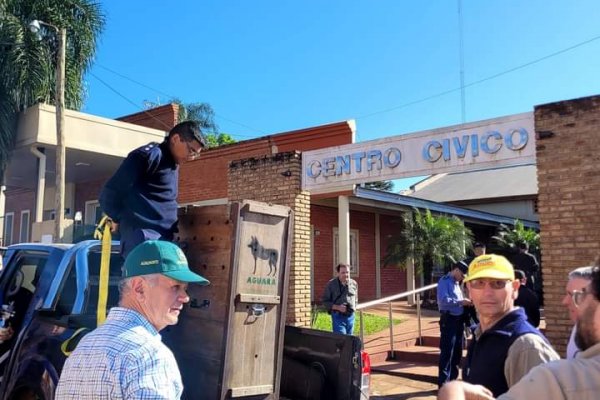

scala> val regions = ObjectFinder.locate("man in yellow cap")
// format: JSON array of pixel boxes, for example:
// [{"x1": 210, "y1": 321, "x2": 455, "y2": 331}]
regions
[{"x1": 460, "y1": 254, "x2": 559, "y2": 397}]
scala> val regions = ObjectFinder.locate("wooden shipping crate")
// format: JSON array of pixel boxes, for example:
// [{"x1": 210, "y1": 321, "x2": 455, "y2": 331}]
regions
[{"x1": 163, "y1": 200, "x2": 293, "y2": 400}]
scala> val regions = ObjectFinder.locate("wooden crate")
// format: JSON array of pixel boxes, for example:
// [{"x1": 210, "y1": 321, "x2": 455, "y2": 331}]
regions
[{"x1": 163, "y1": 200, "x2": 293, "y2": 400}]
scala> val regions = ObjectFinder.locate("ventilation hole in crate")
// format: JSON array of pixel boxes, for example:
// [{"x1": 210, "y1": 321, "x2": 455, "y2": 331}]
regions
[
  {"x1": 193, "y1": 235, "x2": 197, "y2": 241},
  {"x1": 210, "y1": 236, "x2": 214, "y2": 241},
  {"x1": 207, "y1": 220, "x2": 211, "y2": 225},
  {"x1": 203, "y1": 264, "x2": 207, "y2": 269},
  {"x1": 221, "y1": 265, "x2": 225, "y2": 270}
]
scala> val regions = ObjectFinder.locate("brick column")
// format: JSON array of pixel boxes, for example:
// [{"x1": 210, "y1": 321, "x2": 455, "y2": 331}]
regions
[
  {"x1": 228, "y1": 151, "x2": 311, "y2": 327},
  {"x1": 535, "y1": 95, "x2": 600, "y2": 355}
]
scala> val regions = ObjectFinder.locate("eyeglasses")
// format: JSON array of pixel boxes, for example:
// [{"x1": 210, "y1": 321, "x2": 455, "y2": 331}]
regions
[
  {"x1": 185, "y1": 141, "x2": 202, "y2": 157},
  {"x1": 569, "y1": 288, "x2": 590, "y2": 308},
  {"x1": 468, "y1": 279, "x2": 511, "y2": 290}
]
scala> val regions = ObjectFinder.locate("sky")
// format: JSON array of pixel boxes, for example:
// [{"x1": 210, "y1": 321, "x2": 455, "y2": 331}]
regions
[{"x1": 83, "y1": 1, "x2": 600, "y2": 189}]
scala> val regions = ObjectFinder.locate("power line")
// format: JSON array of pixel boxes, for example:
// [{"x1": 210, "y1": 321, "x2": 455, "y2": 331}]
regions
[
  {"x1": 94, "y1": 64, "x2": 266, "y2": 136},
  {"x1": 356, "y1": 33, "x2": 600, "y2": 120},
  {"x1": 89, "y1": 70, "x2": 258, "y2": 139}
]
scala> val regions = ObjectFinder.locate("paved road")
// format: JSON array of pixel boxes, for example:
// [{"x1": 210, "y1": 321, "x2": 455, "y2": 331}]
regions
[{"x1": 370, "y1": 372, "x2": 437, "y2": 400}]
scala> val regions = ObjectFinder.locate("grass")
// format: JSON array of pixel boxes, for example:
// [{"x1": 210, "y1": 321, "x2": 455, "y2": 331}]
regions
[{"x1": 312, "y1": 310, "x2": 405, "y2": 336}]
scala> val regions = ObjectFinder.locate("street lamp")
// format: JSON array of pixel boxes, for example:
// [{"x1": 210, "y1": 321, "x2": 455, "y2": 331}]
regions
[{"x1": 29, "y1": 19, "x2": 66, "y2": 243}]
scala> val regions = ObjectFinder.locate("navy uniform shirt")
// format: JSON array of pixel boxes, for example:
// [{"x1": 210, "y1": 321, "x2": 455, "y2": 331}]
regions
[{"x1": 100, "y1": 141, "x2": 178, "y2": 238}]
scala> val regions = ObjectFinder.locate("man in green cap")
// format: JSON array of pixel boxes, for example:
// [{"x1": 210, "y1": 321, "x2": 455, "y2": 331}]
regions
[{"x1": 56, "y1": 240, "x2": 209, "y2": 399}]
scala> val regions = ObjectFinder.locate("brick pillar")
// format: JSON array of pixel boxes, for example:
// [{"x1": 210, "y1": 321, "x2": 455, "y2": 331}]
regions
[
  {"x1": 535, "y1": 95, "x2": 600, "y2": 355},
  {"x1": 228, "y1": 151, "x2": 311, "y2": 327}
]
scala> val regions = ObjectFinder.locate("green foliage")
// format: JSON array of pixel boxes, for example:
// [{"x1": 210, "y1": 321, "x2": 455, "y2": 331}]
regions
[
  {"x1": 171, "y1": 99, "x2": 236, "y2": 148},
  {"x1": 0, "y1": 0, "x2": 105, "y2": 177},
  {"x1": 205, "y1": 132, "x2": 236, "y2": 148},
  {"x1": 312, "y1": 310, "x2": 404, "y2": 335},
  {"x1": 383, "y1": 208, "x2": 473, "y2": 281},
  {"x1": 492, "y1": 219, "x2": 540, "y2": 253},
  {"x1": 364, "y1": 180, "x2": 394, "y2": 192}
]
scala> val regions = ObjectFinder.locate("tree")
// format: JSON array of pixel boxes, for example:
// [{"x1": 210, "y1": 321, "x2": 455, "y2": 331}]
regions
[
  {"x1": 384, "y1": 208, "x2": 473, "y2": 285},
  {"x1": 171, "y1": 99, "x2": 235, "y2": 148},
  {"x1": 492, "y1": 219, "x2": 540, "y2": 253},
  {"x1": 0, "y1": 0, "x2": 105, "y2": 179},
  {"x1": 363, "y1": 180, "x2": 393, "y2": 191}
]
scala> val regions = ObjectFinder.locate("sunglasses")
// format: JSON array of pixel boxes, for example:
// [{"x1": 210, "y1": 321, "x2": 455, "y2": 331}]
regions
[{"x1": 468, "y1": 279, "x2": 511, "y2": 290}]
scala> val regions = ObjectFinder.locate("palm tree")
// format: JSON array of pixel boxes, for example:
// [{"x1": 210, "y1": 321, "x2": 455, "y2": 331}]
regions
[
  {"x1": 0, "y1": 0, "x2": 104, "y2": 180},
  {"x1": 173, "y1": 99, "x2": 236, "y2": 148},
  {"x1": 384, "y1": 208, "x2": 473, "y2": 285},
  {"x1": 492, "y1": 219, "x2": 540, "y2": 253}
]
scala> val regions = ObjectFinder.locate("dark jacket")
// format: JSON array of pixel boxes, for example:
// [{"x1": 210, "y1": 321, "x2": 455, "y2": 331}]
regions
[
  {"x1": 100, "y1": 141, "x2": 178, "y2": 237},
  {"x1": 322, "y1": 278, "x2": 358, "y2": 313},
  {"x1": 514, "y1": 285, "x2": 540, "y2": 327},
  {"x1": 463, "y1": 308, "x2": 546, "y2": 397}
]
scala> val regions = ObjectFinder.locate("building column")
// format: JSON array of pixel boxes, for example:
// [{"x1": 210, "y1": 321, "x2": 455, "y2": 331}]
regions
[
  {"x1": 375, "y1": 213, "x2": 381, "y2": 298},
  {"x1": 406, "y1": 210, "x2": 416, "y2": 305},
  {"x1": 338, "y1": 195, "x2": 350, "y2": 265},
  {"x1": 30, "y1": 147, "x2": 46, "y2": 223}
]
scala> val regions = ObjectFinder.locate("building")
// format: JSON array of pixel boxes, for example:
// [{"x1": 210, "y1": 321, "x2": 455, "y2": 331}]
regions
[{"x1": 3, "y1": 94, "x2": 598, "y2": 355}]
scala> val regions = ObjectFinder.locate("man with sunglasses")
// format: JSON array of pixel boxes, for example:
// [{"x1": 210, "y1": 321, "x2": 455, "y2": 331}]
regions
[
  {"x1": 461, "y1": 254, "x2": 559, "y2": 397},
  {"x1": 438, "y1": 265, "x2": 600, "y2": 400},
  {"x1": 100, "y1": 121, "x2": 206, "y2": 259}
]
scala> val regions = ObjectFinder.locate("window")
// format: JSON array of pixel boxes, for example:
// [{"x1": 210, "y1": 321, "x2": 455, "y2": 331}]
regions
[
  {"x1": 3, "y1": 212, "x2": 14, "y2": 246},
  {"x1": 333, "y1": 228, "x2": 360, "y2": 277},
  {"x1": 20, "y1": 210, "x2": 30, "y2": 243},
  {"x1": 84, "y1": 201, "x2": 102, "y2": 226}
]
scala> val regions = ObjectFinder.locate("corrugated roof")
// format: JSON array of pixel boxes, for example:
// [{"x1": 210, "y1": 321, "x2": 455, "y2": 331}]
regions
[
  {"x1": 354, "y1": 186, "x2": 539, "y2": 229},
  {"x1": 406, "y1": 164, "x2": 538, "y2": 202}
]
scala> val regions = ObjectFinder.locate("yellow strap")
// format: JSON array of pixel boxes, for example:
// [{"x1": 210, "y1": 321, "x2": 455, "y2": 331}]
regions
[
  {"x1": 60, "y1": 327, "x2": 89, "y2": 356},
  {"x1": 93, "y1": 215, "x2": 112, "y2": 327}
]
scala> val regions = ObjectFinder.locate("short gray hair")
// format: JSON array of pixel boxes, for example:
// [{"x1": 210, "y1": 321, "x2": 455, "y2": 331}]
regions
[
  {"x1": 568, "y1": 266, "x2": 595, "y2": 281},
  {"x1": 118, "y1": 274, "x2": 160, "y2": 302}
]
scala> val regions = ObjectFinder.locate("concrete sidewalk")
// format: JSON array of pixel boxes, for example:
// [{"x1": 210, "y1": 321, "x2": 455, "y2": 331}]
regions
[{"x1": 362, "y1": 300, "x2": 440, "y2": 399}]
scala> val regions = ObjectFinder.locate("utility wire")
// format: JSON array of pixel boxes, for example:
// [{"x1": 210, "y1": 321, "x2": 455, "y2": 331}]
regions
[
  {"x1": 95, "y1": 64, "x2": 267, "y2": 135},
  {"x1": 356, "y1": 33, "x2": 600, "y2": 120},
  {"x1": 89, "y1": 71, "x2": 257, "y2": 139}
]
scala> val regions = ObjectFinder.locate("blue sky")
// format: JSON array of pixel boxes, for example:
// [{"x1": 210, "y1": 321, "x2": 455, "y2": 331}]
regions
[{"x1": 84, "y1": 1, "x2": 600, "y2": 188}]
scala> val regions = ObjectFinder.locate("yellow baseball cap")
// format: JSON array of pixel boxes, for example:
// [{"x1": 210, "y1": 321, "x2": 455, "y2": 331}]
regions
[{"x1": 464, "y1": 254, "x2": 514, "y2": 282}]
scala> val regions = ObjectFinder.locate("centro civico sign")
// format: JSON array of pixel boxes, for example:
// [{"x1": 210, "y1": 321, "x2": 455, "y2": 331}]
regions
[{"x1": 302, "y1": 112, "x2": 535, "y2": 193}]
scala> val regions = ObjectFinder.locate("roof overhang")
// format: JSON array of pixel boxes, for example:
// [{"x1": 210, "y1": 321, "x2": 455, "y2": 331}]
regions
[{"x1": 6, "y1": 103, "x2": 166, "y2": 189}]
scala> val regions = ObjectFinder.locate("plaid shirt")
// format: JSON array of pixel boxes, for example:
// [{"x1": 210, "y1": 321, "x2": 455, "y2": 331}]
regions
[{"x1": 55, "y1": 307, "x2": 183, "y2": 399}]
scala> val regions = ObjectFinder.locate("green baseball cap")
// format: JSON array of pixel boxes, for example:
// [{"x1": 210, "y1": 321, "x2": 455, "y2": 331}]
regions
[{"x1": 124, "y1": 240, "x2": 210, "y2": 285}]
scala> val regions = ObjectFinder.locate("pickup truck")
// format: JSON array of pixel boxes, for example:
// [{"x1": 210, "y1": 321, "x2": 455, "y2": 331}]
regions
[{"x1": 0, "y1": 240, "x2": 370, "y2": 400}]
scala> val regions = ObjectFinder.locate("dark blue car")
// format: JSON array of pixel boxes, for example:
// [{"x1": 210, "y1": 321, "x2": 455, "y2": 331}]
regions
[{"x1": 0, "y1": 241, "x2": 121, "y2": 400}]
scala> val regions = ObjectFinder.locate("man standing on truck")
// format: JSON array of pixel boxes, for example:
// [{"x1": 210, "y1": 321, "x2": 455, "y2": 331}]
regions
[
  {"x1": 322, "y1": 263, "x2": 358, "y2": 335},
  {"x1": 99, "y1": 121, "x2": 207, "y2": 260},
  {"x1": 55, "y1": 240, "x2": 209, "y2": 399}
]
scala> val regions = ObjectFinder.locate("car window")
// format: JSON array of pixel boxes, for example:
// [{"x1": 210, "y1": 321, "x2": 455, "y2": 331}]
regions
[{"x1": 83, "y1": 250, "x2": 123, "y2": 314}]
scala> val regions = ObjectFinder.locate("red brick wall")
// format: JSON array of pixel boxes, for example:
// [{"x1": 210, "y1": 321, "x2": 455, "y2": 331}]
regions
[
  {"x1": 179, "y1": 139, "x2": 271, "y2": 203},
  {"x1": 4, "y1": 189, "x2": 35, "y2": 244},
  {"x1": 379, "y1": 214, "x2": 407, "y2": 296},
  {"x1": 535, "y1": 94, "x2": 600, "y2": 355},
  {"x1": 311, "y1": 205, "x2": 407, "y2": 303},
  {"x1": 117, "y1": 103, "x2": 179, "y2": 131}
]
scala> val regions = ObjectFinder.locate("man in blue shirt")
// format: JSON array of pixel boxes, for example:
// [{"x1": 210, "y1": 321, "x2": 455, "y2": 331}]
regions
[
  {"x1": 437, "y1": 262, "x2": 472, "y2": 387},
  {"x1": 100, "y1": 121, "x2": 206, "y2": 259},
  {"x1": 56, "y1": 240, "x2": 210, "y2": 399}
]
